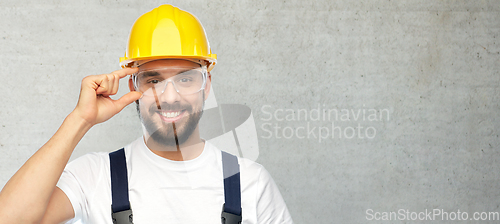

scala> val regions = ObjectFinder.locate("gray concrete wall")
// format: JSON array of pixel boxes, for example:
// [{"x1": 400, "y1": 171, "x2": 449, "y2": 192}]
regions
[{"x1": 1, "y1": 0, "x2": 499, "y2": 223}]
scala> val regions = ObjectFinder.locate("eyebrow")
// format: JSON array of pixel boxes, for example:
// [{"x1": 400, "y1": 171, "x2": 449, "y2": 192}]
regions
[
  {"x1": 173, "y1": 68, "x2": 198, "y2": 74},
  {"x1": 141, "y1": 68, "x2": 198, "y2": 77},
  {"x1": 141, "y1": 71, "x2": 161, "y2": 77}
]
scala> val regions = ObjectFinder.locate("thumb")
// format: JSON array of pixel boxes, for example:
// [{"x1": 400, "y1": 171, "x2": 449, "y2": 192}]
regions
[{"x1": 114, "y1": 91, "x2": 142, "y2": 111}]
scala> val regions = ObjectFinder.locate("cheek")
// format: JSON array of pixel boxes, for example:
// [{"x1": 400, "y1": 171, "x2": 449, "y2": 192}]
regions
[
  {"x1": 184, "y1": 95, "x2": 204, "y2": 109},
  {"x1": 138, "y1": 98, "x2": 155, "y2": 112}
]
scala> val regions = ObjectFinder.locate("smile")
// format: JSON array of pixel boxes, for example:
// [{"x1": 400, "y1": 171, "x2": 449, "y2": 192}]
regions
[
  {"x1": 157, "y1": 110, "x2": 186, "y2": 122},
  {"x1": 161, "y1": 111, "x2": 181, "y2": 118}
]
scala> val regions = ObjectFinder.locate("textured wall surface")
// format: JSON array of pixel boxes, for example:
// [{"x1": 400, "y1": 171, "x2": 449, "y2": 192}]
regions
[{"x1": 1, "y1": 0, "x2": 499, "y2": 223}]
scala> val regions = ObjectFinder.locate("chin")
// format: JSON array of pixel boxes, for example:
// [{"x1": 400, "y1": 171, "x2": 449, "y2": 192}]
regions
[{"x1": 142, "y1": 111, "x2": 203, "y2": 147}]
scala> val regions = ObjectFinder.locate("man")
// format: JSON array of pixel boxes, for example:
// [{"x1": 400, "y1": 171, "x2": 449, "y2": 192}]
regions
[{"x1": 0, "y1": 4, "x2": 292, "y2": 224}]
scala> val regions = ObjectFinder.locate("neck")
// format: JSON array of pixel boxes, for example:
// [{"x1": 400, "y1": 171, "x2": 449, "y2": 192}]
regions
[{"x1": 144, "y1": 127, "x2": 205, "y2": 161}]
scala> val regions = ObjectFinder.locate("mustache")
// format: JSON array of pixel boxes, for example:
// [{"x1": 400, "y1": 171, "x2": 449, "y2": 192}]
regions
[
  {"x1": 149, "y1": 102, "x2": 189, "y2": 112},
  {"x1": 147, "y1": 102, "x2": 206, "y2": 114},
  {"x1": 150, "y1": 103, "x2": 187, "y2": 111}
]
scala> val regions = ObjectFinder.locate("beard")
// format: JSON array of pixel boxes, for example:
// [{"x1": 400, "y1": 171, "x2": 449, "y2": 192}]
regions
[{"x1": 137, "y1": 100, "x2": 204, "y2": 148}]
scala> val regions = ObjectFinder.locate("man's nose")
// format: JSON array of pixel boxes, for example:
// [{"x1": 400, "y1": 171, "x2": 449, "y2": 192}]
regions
[{"x1": 159, "y1": 81, "x2": 181, "y2": 104}]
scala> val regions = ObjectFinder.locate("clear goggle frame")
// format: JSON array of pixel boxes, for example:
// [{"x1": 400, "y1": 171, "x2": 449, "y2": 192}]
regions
[{"x1": 132, "y1": 66, "x2": 208, "y2": 96}]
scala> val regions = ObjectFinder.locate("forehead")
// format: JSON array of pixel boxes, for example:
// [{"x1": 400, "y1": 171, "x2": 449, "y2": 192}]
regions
[{"x1": 138, "y1": 59, "x2": 200, "y2": 71}]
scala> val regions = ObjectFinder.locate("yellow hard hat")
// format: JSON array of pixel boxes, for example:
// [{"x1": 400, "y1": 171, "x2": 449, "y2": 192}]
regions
[{"x1": 119, "y1": 5, "x2": 217, "y2": 71}]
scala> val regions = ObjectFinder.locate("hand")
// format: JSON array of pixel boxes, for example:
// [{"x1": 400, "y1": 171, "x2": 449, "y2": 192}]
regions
[{"x1": 72, "y1": 67, "x2": 142, "y2": 126}]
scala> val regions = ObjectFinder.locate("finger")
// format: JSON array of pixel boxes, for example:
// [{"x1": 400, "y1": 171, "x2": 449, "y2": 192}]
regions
[
  {"x1": 84, "y1": 68, "x2": 137, "y2": 95},
  {"x1": 113, "y1": 91, "x2": 142, "y2": 112},
  {"x1": 95, "y1": 75, "x2": 109, "y2": 95},
  {"x1": 106, "y1": 73, "x2": 122, "y2": 95},
  {"x1": 110, "y1": 67, "x2": 139, "y2": 79},
  {"x1": 99, "y1": 73, "x2": 121, "y2": 96},
  {"x1": 111, "y1": 73, "x2": 120, "y2": 95},
  {"x1": 104, "y1": 74, "x2": 115, "y2": 96}
]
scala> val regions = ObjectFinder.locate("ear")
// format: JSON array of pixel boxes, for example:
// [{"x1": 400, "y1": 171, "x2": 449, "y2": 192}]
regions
[
  {"x1": 129, "y1": 77, "x2": 135, "y2": 92},
  {"x1": 203, "y1": 72, "x2": 212, "y2": 101},
  {"x1": 129, "y1": 77, "x2": 140, "y2": 104}
]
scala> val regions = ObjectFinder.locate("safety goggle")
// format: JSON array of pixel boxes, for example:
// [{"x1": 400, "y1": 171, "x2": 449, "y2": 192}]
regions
[{"x1": 132, "y1": 66, "x2": 207, "y2": 96}]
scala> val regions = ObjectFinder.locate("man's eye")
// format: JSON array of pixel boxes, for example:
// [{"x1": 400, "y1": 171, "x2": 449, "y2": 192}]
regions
[
  {"x1": 146, "y1": 79, "x2": 161, "y2": 84},
  {"x1": 179, "y1": 78, "x2": 192, "y2": 83}
]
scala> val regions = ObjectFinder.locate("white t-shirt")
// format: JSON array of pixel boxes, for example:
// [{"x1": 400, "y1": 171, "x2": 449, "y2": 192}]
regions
[{"x1": 57, "y1": 138, "x2": 293, "y2": 223}]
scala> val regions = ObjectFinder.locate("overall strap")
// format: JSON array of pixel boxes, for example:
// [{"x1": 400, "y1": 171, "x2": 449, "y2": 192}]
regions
[
  {"x1": 109, "y1": 148, "x2": 133, "y2": 224},
  {"x1": 221, "y1": 151, "x2": 242, "y2": 224}
]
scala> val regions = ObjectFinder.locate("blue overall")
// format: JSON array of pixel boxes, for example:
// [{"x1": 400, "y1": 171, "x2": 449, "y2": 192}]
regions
[{"x1": 109, "y1": 148, "x2": 242, "y2": 224}]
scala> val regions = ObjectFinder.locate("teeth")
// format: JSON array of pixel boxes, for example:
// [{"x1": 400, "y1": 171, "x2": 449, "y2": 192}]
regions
[{"x1": 161, "y1": 111, "x2": 181, "y2": 118}]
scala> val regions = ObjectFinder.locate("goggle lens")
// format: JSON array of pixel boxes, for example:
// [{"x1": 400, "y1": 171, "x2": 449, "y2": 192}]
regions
[{"x1": 134, "y1": 67, "x2": 206, "y2": 96}]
